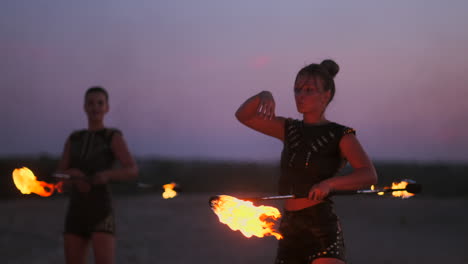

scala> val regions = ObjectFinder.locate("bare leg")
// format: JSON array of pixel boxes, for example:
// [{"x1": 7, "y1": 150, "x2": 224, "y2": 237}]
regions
[
  {"x1": 312, "y1": 258, "x2": 346, "y2": 264},
  {"x1": 91, "y1": 232, "x2": 115, "y2": 264},
  {"x1": 64, "y1": 234, "x2": 90, "y2": 264}
]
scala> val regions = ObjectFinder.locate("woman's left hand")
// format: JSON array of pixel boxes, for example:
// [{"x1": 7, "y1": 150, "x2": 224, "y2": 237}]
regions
[{"x1": 308, "y1": 181, "x2": 332, "y2": 201}]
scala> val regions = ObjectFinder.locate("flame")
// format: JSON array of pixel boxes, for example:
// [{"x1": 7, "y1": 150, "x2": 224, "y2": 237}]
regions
[
  {"x1": 12, "y1": 167, "x2": 55, "y2": 197},
  {"x1": 390, "y1": 181, "x2": 414, "y2": 199},
  {"x1": 211, "y1": 195, "x2": 282, "y2": 240},
  {"x1": 162, "y1": 182, "x2": 177, "y2": 199},
  {"x1": 371, "y1": 185, "x2": 385, "y2": 196}
]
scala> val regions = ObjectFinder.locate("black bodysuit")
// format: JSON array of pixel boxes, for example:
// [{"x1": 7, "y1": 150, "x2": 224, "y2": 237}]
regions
[
  {"x1": 279, "y1": 119, "x2": 355, "y2": 197},
  {"x1": 64, "y1": 128, "x2": 120, "y2": 238},
  {"x1": 274, "y1": 119, "x2": 355, "y2": 263}
]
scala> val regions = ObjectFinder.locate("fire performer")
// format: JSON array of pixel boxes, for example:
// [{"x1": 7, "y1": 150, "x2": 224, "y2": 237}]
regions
[
  {"x1": 236, "y1": 59, "x2": 377, "y2": 264},
  {"x1": 55, "y1": 86, "x2": 138, "y2": 264}
]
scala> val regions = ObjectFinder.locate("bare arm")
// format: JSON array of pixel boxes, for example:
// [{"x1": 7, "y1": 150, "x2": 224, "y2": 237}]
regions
[
  {"x1": 235, "y1": 91, "x2": 285, "y2": 141},
  {"x1": 93, "y1": 133, "x2": 139, "y2": 184},
  {"x1": 308, "y1": 134, "x2": 378, "y2": 200}
]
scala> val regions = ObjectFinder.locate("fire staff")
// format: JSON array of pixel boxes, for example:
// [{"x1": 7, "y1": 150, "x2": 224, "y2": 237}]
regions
[
  {"x1": 55, "y1": 86, "x2": 138, "y2": 264},
  {"x1": 235, "y1": 59, "x2": 377, "y2": 264}
]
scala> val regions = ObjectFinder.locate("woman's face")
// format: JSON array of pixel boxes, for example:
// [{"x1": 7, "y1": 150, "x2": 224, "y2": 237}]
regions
[
  {"x1": 84, "y1": 92, "x2": 109, "y2": 122},
  {"x1": 294, "y1": 75, "x2": 330, "y2": 114}
]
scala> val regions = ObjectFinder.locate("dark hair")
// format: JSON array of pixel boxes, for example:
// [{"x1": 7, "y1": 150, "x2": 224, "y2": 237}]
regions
[
  {"x1": 85, "y1": 86, "x2": 109, "y2": 102},
  {"x1": 295, "y1": 59, "x2": 340, "y2": 103}
]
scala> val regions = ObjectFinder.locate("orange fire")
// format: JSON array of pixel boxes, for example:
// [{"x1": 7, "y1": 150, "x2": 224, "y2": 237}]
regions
[
  {"x1": 389, "y1": 181, "x2": 414, "y2": 199},
  {"x1": 12, "y1": 167, "x2": 55, "y2": 197},
  {"x1": 211, "y1": 195, "x2": 282, "y2": 240},
  {"x1": 371, "y1": 185, "x2": 385, "y2": 196},
  {"x1": 162, "y1": 182, "x2": 178, "y2": 199}
]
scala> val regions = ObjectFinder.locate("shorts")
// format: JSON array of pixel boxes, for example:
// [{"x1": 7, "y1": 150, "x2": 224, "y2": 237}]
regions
[
  {"x1": 274, "y1": 202, "x2": 346, "y2": 264},
  {"x1": 64, "y1": 203, "x2": 115, "y2": 239}
]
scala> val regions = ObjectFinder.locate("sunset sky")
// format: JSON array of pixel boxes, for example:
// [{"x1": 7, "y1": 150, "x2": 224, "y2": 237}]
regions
[{"x1": 1, "y1": 0, "x2": 467, "y2": 162}]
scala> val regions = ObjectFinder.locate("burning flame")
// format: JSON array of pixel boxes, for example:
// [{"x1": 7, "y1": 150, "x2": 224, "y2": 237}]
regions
[
  {"x1": 371, "y1": 185, "x2": 385, "y2": 196},
  {"x1": 12, "y1": 167, "x2": 55, "y2": 197},
  {"x1": 390, "y1": 181, "x2": 414, "y2": 199},
  {"x1": 162, "y1": 182, "x2": 178, "y2": 199},
  {"x1": 211, "y1": 195, "x2": 282, "y2": 240}
]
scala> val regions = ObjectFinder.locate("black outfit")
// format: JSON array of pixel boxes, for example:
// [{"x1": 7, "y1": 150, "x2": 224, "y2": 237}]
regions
[
  {"x1": 64, "y1": 128, "x2": 120, "y2": 238},
  {"x1": 275, "y1": 119, "x2": 355, "y2": 264}
]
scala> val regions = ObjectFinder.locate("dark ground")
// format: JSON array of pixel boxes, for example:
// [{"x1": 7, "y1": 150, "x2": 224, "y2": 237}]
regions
[
  {"x1": 1, "y1": 157, "x2": 467, "y2": 263},
  {"x1": 0, "y1": 193, "x2": 467, "y2": 264}
]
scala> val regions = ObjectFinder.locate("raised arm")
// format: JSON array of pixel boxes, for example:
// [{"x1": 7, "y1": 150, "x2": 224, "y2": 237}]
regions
[
  {"x1": 93, "y1": 132, "x2": 139, "y2": 184},
  {"x1": 308, "y1": 134, "x2": 378, "y2": 200},
  {"x1": 235, "y1": 91, "x2": 286, "y2": 141}
]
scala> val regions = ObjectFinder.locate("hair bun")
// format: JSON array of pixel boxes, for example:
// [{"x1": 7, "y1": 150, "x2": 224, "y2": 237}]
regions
[{"x1": 320, "y1": 59, "x2": 339, "y2": 78}]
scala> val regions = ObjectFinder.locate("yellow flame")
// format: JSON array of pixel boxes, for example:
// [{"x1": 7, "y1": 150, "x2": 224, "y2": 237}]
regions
[
  {"x1": 162, "y1": 182, "x2": 177, "y2": 199},
  {"x1": 371, "y1": 185, "x2": 385, "y2": 196},
  {"x1": 12, "y1": 167, "x2": 55, "y2": 197},
  {"x1": 211, "y1": 195, "x2": 282, "y2": 240},
  {"x1": 391, "y1": 181, "x2": 414, "y2": 199}
]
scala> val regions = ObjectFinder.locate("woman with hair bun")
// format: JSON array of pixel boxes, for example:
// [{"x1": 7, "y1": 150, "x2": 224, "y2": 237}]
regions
[{"x1": 235, "y1": 59, "x2": 377, "y2": 264}]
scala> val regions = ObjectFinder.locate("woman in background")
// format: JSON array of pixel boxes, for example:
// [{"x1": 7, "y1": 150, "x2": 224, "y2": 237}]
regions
[
  {"x1": 56, "y1": 86, "x2": 138, "y2": 264},
  {"x1": 235, "y1": 59, "x2": 377, "y2": 264}
]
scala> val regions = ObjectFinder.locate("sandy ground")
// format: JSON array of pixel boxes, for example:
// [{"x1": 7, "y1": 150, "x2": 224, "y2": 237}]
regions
[{"x1": 1, "y1": 193, "x2": 467, "y2": 264}]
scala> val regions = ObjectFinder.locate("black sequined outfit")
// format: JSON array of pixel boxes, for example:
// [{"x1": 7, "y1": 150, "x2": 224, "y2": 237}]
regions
[
  {"x1": 64, "y1": 128, "x2": 120, "y2": 238},
  {"x1": 275, "y1": 119, "x2": 355, "y2": 263},
  {"x1": 275, "y1": 203, "x2": 346, "y2": 263}
]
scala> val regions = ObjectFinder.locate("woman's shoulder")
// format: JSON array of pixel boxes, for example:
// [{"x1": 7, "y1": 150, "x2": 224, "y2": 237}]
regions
[
  {"x1": 285, "y1": 119, "x2": 355, "y2": 134},
  {"x1": 102, "y1": 128, "x2": 123, "y2": 143},
  {"x1": 328, "y1": 122, "x2": 356, "y2": 136},
  {"x1": 104, "y1": 128, "x2": 123, "y2": 136},
  {"x1": 68, "y1": 129, "x2": 87, "y2": 139},
  {"x1": 68, "y1": 128, "x2": 123, "y2": 140}
]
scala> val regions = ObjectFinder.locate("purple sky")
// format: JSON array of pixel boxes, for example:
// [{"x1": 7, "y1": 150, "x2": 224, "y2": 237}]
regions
[{"x1": 1, "y1": 0, "x2": 468, "y2": 162}]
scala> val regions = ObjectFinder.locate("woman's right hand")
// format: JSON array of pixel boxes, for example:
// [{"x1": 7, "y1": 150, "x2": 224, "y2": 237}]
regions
[
  {"x1": 64, "y1": 168, "x2": 91, "y2": 193},
  {"x1": 256, "y1": 91, "x2": 276, "y2": 120},
  {"x1": 236, "y1": 90, "x2": 285, "y2": 140}
]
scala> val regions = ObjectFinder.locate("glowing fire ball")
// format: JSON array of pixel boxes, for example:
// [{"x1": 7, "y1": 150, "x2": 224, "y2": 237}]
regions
[
  {"x1": 162, "y1": 182, "x2": 179, "y2": 199},
  {"x1": 12, "y1": 167, "x2": 55, "y2": 197},
  {"x1": 210, "y1": 195, "x2": 282, "y2": 240}
]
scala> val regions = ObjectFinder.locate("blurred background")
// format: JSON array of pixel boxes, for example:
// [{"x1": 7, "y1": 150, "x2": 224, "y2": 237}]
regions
[
  {"x1": 1, "y1": 0, "x2": 467, "y2": 162},
  {"x1": 1, "y1": 0, "x2": 467, "y2": 198}
]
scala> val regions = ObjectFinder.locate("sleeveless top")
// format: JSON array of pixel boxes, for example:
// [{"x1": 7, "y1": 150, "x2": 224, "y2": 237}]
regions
[
  {"x1": 279, "y1": 119, "x2": 356, "y2": 197},
  {"x1": 67, "y1": 128, "x2": 121, "y2": 211}
]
